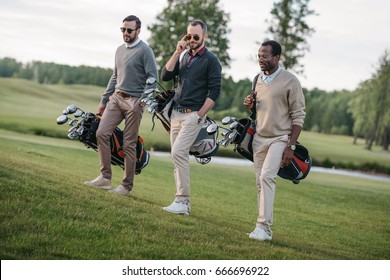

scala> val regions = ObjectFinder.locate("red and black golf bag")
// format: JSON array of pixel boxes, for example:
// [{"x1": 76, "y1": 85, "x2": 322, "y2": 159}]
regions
[{"x1": 230, "y1": 117, "x2": 312, "y2": 184}]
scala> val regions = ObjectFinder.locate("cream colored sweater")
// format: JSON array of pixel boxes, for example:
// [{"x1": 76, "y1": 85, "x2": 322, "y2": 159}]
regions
[{"x1": 254, "y1": 69, "x2": 306, "y2": 137}]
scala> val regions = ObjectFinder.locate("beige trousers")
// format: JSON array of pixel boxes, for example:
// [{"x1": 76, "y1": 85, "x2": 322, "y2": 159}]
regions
[
  {"x1": 252, "y1": 133, "x2": 288, "y2": 235},
  {"x1": 96, "y1": 93, "x2": 143, "y2": 191},
  {"x1": 170, "y1": 110, "x2": 203, "y2": 203}
]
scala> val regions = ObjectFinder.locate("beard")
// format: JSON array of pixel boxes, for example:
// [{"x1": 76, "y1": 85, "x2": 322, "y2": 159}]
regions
[
  {"x1": 260, "y1": 61, "x2": 273, "y2": 72},
  {"x1": 189, "y1": 38, "x2": 204, "y2": 51},
  {"x1": 123, "y1": 35, "x2": 136, "y2": 44}
]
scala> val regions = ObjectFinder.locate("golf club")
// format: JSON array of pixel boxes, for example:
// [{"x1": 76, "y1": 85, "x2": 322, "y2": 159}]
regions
[{"x1": 56, "y1": 115, "x2": 69, "y2": 125}]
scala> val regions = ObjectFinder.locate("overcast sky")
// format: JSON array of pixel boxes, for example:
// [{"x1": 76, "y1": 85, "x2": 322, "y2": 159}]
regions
[{"x1": 0, "y1": 0, "x2": 389, "y2": 91}]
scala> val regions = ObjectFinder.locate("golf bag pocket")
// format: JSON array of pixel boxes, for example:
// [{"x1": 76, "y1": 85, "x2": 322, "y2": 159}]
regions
[
  {"x1": 135, "y1": 136, "x2": 150, "y2": 172},
  {"x1": 234, "y1": 118, "x2": 256, "y2": 162},
  {"x1": 154, "y1": 97, "x2": 174, "y2": 133},
  {"x1": 75, "y1": 113, "x2": 149, "y2": 174},
  {"x1": 277, "y1": 143, "x2": 312, "y2": 183},
  {"x1": 156, "y1": 89, "x2": 175, "y2": 111},
  {"x1": 190, "y1": 117, "x2": 219, "y2": 159}
]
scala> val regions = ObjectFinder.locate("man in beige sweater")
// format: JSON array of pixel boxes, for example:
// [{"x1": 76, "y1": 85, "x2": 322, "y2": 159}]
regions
[{"x1": 243, "y1": 40, "x2": 306, "y2": 241}]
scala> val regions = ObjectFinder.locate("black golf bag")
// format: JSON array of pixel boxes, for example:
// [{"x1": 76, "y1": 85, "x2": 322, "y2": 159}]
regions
[
  {"x1": 80, "y1": 113, "x2": 149, "y2": 174},
  {"x1": 57, "y1": 107, "x2": 149, "y2": 174},
  {"x1": 230, "y1": 118, "x2": 256, "y2": 162},
  {"x1": 230, "y1": 117, "x2": 312, "y2": 184}
]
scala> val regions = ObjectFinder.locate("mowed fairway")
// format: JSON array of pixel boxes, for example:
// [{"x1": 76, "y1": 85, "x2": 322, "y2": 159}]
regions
[{"x1": 0, "y1": 130, "x2": 389, "y2": 260}]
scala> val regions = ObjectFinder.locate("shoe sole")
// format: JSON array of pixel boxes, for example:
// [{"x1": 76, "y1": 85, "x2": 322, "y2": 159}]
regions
[
  {"x1": 95, "y1": 185, "x2": 112, "y2": 190},
  {"x1": 162, "y1": 208, "x2": 190, "y2": 216},
  {"x1": 248, "y1": 234, "x2": 272, "y2": 241},
  {"x1": 108, "y1": 191, "x2": 129, "y2": 195},
  {"x1": 84, "y1": 183, "x2": 111, "y2": 190}
]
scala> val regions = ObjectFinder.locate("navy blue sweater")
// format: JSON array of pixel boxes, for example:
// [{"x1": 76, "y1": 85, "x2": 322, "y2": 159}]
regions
[{"x1": 161, "y1": 48, "x2": 222, "y2": 111}]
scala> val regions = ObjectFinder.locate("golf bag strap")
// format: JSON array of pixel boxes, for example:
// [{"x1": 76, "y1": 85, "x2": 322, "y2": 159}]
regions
[
  {"x1": 249, "y1": 73, "x2": 260, "y2": 120},
  {"x1": 173, "y1": 50, "x2": 189, "y2": 88},
  {"x1": 112, "y1": 133, "x2": 123, "y2": 156},
  {"x1": 137, "y1": 137, "x2": 144, "y2": 163},
  {"x1": 151, "y1": 114, "x2": 156, "y2": 131}
]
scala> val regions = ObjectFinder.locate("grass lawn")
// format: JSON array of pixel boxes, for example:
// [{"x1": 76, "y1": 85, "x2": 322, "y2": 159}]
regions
[{"x1": 0, "y1": 130, "x2": 389, "y2": 260}]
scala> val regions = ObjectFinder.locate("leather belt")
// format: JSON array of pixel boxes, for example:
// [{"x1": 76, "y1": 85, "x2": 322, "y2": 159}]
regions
[
  {"x1": 175, "y1": 108, "x2": 192, "y2": 113},
  {"x1": 116, "y1": 92, "x2": 130, "y2": 98}
]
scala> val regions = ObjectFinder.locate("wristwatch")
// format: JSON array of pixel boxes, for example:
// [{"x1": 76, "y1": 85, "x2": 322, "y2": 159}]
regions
[{"x1": 288, "y1": 144, "x2": 296, "y2": 151}]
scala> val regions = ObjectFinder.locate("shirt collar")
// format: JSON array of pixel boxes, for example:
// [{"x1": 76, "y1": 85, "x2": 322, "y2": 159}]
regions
[
  {"x1": 188, "y1": 46, "x2": 206, "y2": 57},
  {"x1": 262, "y1": 66, "x2": 281, "y2": 84},
  {"x1": 125, "y1": 38, "x2": 141, "y2": 48}
]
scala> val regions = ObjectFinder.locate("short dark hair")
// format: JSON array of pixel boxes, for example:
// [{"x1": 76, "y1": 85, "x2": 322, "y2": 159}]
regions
[
  {"x1": 189, "y1": 19, "x2": 207, "y2": 34},
  {"x1": 262, "y1": 40, "x2": 282, "y2": 56},
  {"x1": 123, "y1": 15, "x2": 141, "y2": 29}
]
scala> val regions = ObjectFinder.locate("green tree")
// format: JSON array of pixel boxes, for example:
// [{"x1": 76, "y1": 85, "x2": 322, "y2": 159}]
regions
[
  {"x1": 0, "y1": 57, "x2": 22, "y2": 77},
  {"x1": 320, "y1": 91, "x2": 354, "y2": 135},
  {"x1": 349, "y1": 49, "x2": 390, "y2": 150},
  {"x1": 368, "y1": 50, "x2": 390, "y2": 150},
  {"x1": 147, "y1": 0, "x2": 231, "y2": 71},
  {"x1": 265, "y1": 0, "x2": 316, "y2": 74}
]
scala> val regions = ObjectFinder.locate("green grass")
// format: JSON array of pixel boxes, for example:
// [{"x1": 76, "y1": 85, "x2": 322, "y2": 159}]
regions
[
  {"x1": 300, "y1": 132, "x2": 390, "y2": 172},
  {"x1": 0, "y1": 77, "x2": 389, "y2": 259},
  {"x1": 0, "y1": 130, "x2": 389, "y2": 260}
]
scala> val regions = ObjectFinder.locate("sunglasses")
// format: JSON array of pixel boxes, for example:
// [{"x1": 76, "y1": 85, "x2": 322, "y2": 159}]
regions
[
  {"x1": 120, "y1": 27, "x2": 138, "y2": 34},
  {"x1": 186, "y1": 34, "x2": 200, "y2": 41}
]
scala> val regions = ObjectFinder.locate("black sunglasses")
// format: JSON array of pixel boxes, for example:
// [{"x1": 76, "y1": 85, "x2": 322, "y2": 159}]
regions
[
  {"x1": 186, "y1": 34, "x2": 200, "y2": 41},
  {"x1": 120, "y1": 27, "x2": 138, "y2": 34}
]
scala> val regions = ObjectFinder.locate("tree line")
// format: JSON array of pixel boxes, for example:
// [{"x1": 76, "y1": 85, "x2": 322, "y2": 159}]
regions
[{"x1": 0, "y1": 57, "x2": 112, "y2": 87}]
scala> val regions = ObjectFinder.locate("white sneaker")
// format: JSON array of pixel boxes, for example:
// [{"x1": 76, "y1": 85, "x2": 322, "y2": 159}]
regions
[
  {"x1": 109, "y1": 185, "x2": 130, "y2": 196},
  {"x1": 163, "y1": 201, "x2": 190, "y2": 216},
  {"x1": 248, "y1": 227, "x2": 272, "y2": 241},
  {"x1": 84, "y1": 175, "x2": 111, "y2": 190}
]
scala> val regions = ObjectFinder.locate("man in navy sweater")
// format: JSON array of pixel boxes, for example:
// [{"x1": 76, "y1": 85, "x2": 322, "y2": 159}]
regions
[{"x1": 161, "y1": 19, "x2": 222, "y2": 216}]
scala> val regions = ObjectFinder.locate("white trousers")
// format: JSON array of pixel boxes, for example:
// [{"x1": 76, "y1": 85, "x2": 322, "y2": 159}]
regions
[
  {"x1": 252, "y1": 133, "x2": 288, "y2": 235},
  {"x1": 170, "y1": 110, "x2": 204, "y2": 203}
]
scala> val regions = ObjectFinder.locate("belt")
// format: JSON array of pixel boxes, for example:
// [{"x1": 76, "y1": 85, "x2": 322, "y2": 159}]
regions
[
  {"x1": 116, "y1": 92, "x2": 130, "y2": 98},
  {"x1": 175, "y1": 107, "x2": 192, "y2": 113}
]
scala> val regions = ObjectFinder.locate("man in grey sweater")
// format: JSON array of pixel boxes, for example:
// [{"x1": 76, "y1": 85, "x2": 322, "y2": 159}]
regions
[{"x1": 84, "y1": 15, "x2": 158, "y2": 195}]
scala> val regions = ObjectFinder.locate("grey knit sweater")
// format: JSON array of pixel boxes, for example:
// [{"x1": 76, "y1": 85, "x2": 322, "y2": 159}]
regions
[{"x1": 101, "y1": 40, "x2": 158, "y2": 105}]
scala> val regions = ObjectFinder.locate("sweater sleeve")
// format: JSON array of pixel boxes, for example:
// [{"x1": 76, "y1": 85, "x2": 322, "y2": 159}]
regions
[
  {"x1": 207, "y1": 54, "x2": 222, "y2": 102},
  {"x1": 161, "y1": 61, "x2": 179, "y2": 82},
  {"x1": 100, "y1": 67, "x2": 117, "y2": 105},
  {"x1": 142, "y1": 46, "x2": 159, "y2": 94},
  {"x1": 288, "y1": 77, "x2": 306, "y2": 127}
]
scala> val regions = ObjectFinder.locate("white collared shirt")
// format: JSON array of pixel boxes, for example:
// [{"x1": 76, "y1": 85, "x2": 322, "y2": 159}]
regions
[{"x1": 125, "y1": 38, "x2": 141, "y2": 48}]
